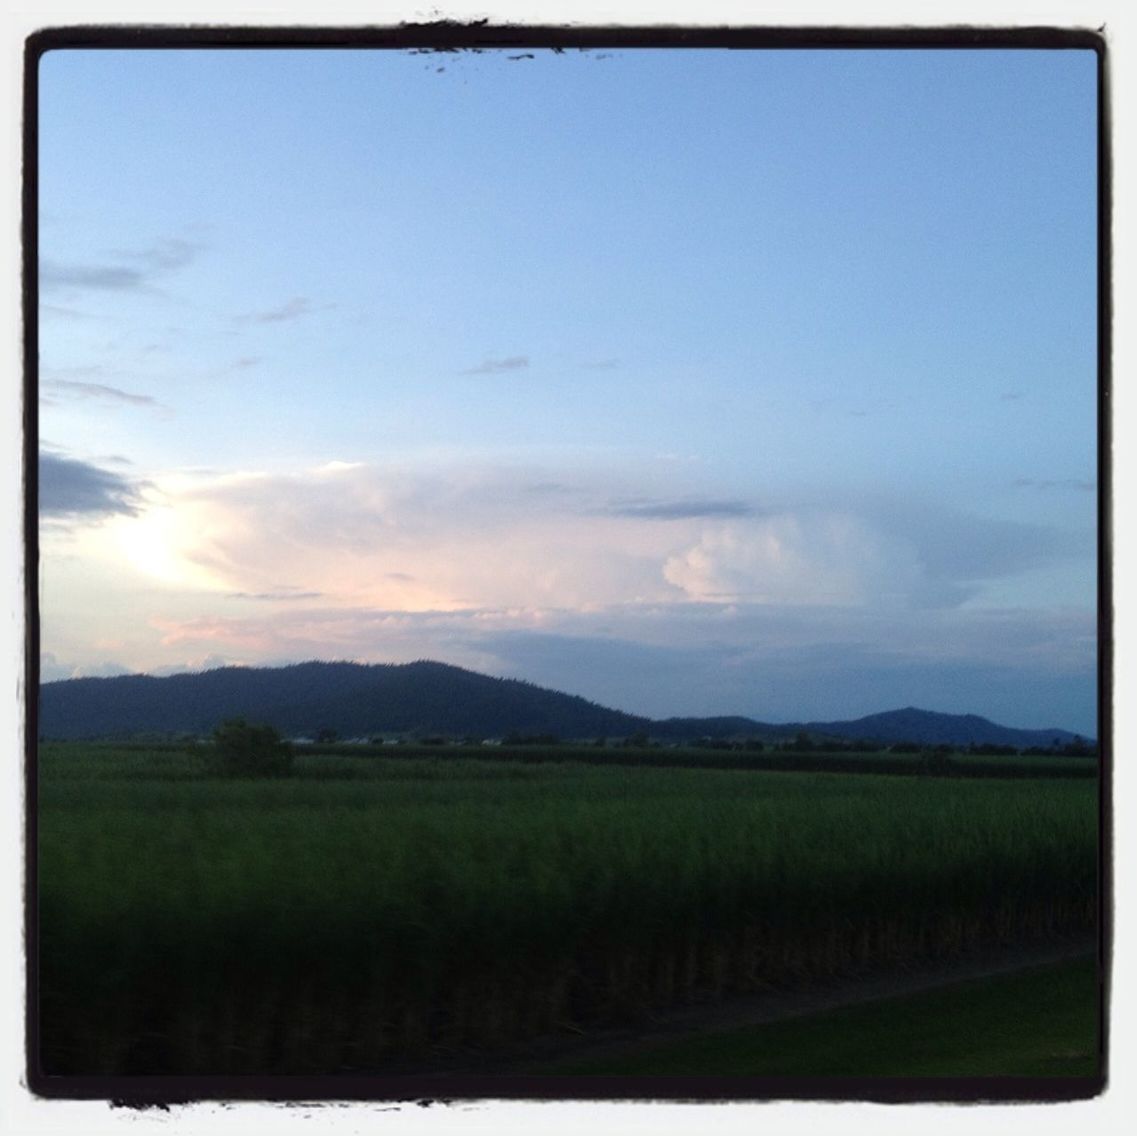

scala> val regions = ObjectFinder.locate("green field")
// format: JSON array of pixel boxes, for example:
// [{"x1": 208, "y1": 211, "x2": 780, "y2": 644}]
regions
[
  {"x1": 537, "y1": 954, "x2": 1101, "y2": 1076},
  {"x1": 36, "y1": 743, "x2": 1099, "y2": 1076}
]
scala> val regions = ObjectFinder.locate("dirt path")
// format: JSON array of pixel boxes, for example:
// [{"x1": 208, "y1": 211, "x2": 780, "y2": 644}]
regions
[{"x1": 418, "y1": 935, "x2": 1099, "y2": 1075}]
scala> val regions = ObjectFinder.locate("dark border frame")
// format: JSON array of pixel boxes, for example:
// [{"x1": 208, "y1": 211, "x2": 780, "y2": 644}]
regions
[{"x1": 22, "y1": 20, "x2": 1112, "y2": 1107}]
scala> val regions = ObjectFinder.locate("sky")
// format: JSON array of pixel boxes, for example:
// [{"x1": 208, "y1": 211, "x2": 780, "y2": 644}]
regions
[{"x1": 36, "y1": 44, "x2": 1100, "y2": 734}]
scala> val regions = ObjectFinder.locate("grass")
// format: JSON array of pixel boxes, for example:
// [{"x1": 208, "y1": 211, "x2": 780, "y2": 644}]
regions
[
  {"x1": 36, "y1": 743, "x2": 1098, "y2": 1075},
  {"x1": 539, "y1": 955, "x2": 1101, "y2": 1077}
]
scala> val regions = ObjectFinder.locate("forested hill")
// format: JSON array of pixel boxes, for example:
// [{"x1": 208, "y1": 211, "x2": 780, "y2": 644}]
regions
[
  {"x1": 38, "y1": 660, "x2": 1090, "y2": 748},
  {"x1": 38, "y1": 660, "x2": 650, "y2": 741},
  {"x1": 787, "y1": 707, "x2": 1087, "y2": 749}
]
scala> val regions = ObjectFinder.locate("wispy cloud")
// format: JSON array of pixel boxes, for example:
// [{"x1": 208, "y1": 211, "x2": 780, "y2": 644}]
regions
[
  {"x1": 111, "y1": 238, "x2": 199, "y2": 273},
  {"x1": 41, "y1": 378, "x2": 157, "y2": 407},
  {"x1": 227, "y1": 590, "x2": 324, "y2": 602},
  {"x1": 152, "y1": 654, "x2": 238, "y2": 676},
  {"x1": 1013, "y1": 477, "x2": 1096, "y2": 492},
  {"x1": 524, "y1": 481, "x2": 580, "y2": 496},
  {"x1": 600, "y1": 497, "x2": 757, "y2": 521},
  {"x1": 461, "y1": 355, "x2": 529, "y2": 375},
  {"x1": 39, "y1": 451, "x2": 146, "y2": 520},
  {"x1": 40, "y1": 261, "x2": 145, "y2": 291},
  {"x1": 236, "y1": 297, "x2": 313, "y2": 324},
  {"x1": 39, "y1": 237, "x2": 203, "y2": 295},
  {"x1": 40, "y1": 302, "x2": 95, "y2": 320}
]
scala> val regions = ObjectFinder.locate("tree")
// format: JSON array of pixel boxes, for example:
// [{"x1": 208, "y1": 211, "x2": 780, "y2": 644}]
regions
[{"x1": 208, "y1": 717, "x2": 293, "y2": 777}]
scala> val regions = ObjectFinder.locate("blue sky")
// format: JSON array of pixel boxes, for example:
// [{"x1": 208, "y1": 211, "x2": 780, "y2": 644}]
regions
[{"x1": 37, "y1": 45, "x2": 1099, "y2": 733}]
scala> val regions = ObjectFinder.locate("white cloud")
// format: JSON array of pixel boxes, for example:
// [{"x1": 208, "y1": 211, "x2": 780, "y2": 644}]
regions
[
  {"x1": 40, "y1": 652, "x2": 132, "y2": 681},
  {"x1": 107, "y1": 462, "x2": 686, "y2": 610},
  {"x1": 662, "y1": 513, "x2": 923, "y2": 606},
  {"x1": 85, "y1": 459, "x2": 1087, "y2": 620}
]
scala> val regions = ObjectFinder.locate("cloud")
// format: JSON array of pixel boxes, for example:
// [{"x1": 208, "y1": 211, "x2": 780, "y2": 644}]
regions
[
  {"x1": 41, "y1": 378, "x2": 158, "y2": 407},
  {"x1": 227, "y1": 590, "x2": 325, "y2": 602},
  {"x1": 104, "y1": 460, "x2": 1090, "y2": 622},
  {"x1": 524, "y1": 481, "x2": 583, "y2": 498},
  {"x1": 662, "y1": 513, "x2": 925, "y2": 605},
  {"x1": 237, "y1": 297, "x2": 313, "y2": 324},
  {"x1": 40, "y1": 261, "x2": 145, "y2": 291},
  {"x1": 139, "y1": 462, "x2": 673, "y2": 610},
  {"x1": 461, "y1": 355, "x2": 530, "y2": 375},
  {"x1": 39, "y1": 451, "x2": 147, "y2": 520},
  {"x1": 39, "y1": 237, "x2": 202, "y2": 295},
  {"x1": 152, "y1": 653, "x2": 239, "y2": 676},
  {"x1": 39, "y1": 652, "x2": 74, "y2": 683},
  {"x1": 70, "y1": 661, "x2": 132, "y2": 679},
  {"x1": 868, "y1": 502, "x2": 1083, "y2": 589},
  {"x1": 1013, "y1": 477, "x2": 1096, "y2": 492},
  {"x1": 600, "y1": 497, "x2": 757, "y2": 521},
  {"x1": 41, "y1": 459, "x2": 1095, "y2": 736},
  {"x1": 40, "y1": 652, "x2": 132, "y2": 682},
  {"x1": 40, "y1": 303, "x2": 95, "y2": 320},
  {"x1": 112, "y1": 238, "x2": 199, "y2": 273}
]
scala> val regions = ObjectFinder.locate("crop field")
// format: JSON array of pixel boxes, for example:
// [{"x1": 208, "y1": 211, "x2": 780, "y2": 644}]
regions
[
  {"x1": 36, "y1": 743, "x2": 1099, "y2": 1076},
  {"x1": 538, "y1": 954, "x2": 1100, "y2": 1076}
]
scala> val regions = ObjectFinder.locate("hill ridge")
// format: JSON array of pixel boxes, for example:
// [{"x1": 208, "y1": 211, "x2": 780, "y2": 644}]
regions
[{"x1": 38, "y1": 659, "x2": 1089, "y2": 747}]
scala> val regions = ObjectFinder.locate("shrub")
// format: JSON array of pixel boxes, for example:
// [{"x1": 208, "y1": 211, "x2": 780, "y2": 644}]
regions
[{"x1": 208, "y1": 718, "x2": 293, "y2": 777}]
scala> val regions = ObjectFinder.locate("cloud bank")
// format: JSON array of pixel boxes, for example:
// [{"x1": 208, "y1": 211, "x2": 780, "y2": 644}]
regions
[
  {"x1": 48, "y1": 458, "x2": 1096, "y2": 733},
  {"x1": 105, "y1": 460, "x2": 1087, "y2": 615}
]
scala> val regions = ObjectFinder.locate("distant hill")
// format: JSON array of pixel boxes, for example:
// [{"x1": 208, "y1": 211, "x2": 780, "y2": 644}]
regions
[
  {"x1": 37, "y1": 659, "x2": 1090, "y2": 748},
  {"x1": 786, "y1": 707, "x2": 1087, "y2": 750},
  {"x1": 37, "y1": 660, "x2": 650, "y2": 741},
  {"x1": 651, "y1": 707, "x2": 1085, "y2": 749}
]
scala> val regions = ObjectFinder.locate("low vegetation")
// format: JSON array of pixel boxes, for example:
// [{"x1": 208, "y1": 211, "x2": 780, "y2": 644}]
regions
[
  {"x1": 37, "y1": 743, "x2": 1098, "y2": 1075},
  {"x1": 206, "y1": 717, "x2": 293, "y2": 777},
  {"x1": 537, "y1": 954, "x2": 1100, "y2": 1077}
]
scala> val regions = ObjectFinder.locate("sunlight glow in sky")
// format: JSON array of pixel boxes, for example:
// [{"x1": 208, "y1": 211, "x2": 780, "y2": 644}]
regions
[{"x1": 37, "y1": 45, "x2": 1099, "y2": 733}]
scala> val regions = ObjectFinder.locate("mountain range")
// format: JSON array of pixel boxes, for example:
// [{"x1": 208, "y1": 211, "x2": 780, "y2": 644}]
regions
[{"x1": 37, "y1": 659, "x2": 1090, "y2": 749}]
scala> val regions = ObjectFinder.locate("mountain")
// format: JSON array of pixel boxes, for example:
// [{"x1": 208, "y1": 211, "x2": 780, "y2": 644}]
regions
[
  {"x1": 651, "y1": 708, "x2": 1085, "y2": 749},
  {"x1": 789, "y1": 707, "x2": 1087, "y2": 750},
  {"x1": 37, "y1": 660, "x2": 650, "y2": 741},
  {"x1": 37, "y1": 660, "x2": 1090, "y2": 748}
]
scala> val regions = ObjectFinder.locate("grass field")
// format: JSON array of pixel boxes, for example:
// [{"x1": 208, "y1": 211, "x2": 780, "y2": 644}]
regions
[
  {"x1": 36, "y1": 743, "x2": 1099, "y2": 1076},
  {"x1": 537, "y1": 954, "x2": 1101, "y2": 1077}
]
